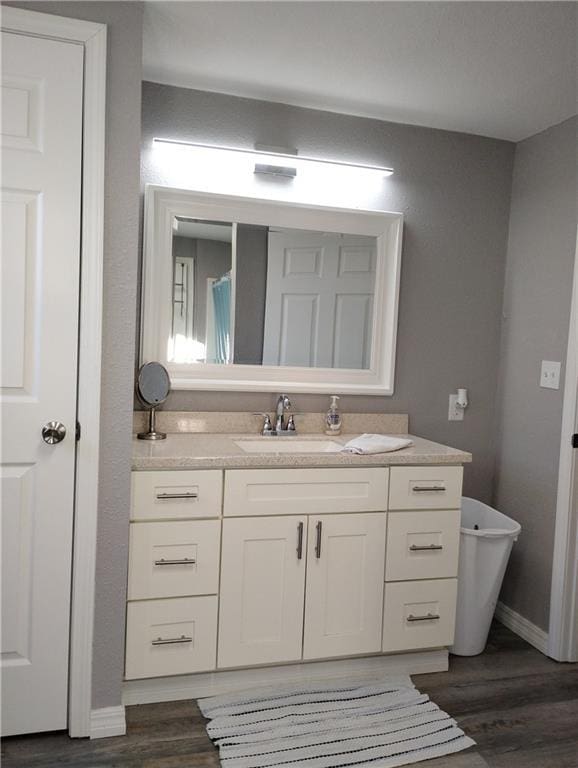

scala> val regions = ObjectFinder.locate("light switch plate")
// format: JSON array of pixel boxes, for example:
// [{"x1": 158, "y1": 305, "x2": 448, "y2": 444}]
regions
[
  {"x1": 448, "y1": 393, "x2": 464, "y2": 421},
  {"x1": 540, "y1": 360, "x2": 561, "y2": 390}
]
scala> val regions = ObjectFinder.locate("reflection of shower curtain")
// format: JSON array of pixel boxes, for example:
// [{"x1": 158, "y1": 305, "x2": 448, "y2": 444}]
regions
[{"x1": 212, "y1": 273, "x2": 231, "y2": 364}]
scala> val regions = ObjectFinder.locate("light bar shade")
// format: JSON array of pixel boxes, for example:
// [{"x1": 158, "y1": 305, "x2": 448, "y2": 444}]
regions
[{"x1": 152, "y1": 139, "x2": 394, "y2": 183}]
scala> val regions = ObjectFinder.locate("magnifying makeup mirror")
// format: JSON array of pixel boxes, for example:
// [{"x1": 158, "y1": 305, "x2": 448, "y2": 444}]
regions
[{"x1": 136, "y1": 362, "x2": 171, "y2": 440}]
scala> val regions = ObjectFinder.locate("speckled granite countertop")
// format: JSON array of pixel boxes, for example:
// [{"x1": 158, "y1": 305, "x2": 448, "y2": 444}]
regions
[{"x1": 132, "y1": 433, "x2": 472, "y2": 471}]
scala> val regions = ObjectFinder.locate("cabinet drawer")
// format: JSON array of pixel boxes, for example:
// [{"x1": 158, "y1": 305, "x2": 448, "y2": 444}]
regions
[
  {"x1": 131, "y1": 470, "x2": 222, "y2": 520},
  {"x1": 125, "y1": 596, "x2": 217, "y2": 679},
  {"x1": 388, "y1": 466, "x2": 462, "y2": 510},
  {"x1": 382, "y1": 579, "x2": 457, "y2": 652},
  {"x1": 128, "y1": 520, "x2": 220, "y2": 600},
  {"x1": 224, "y1": 468, "x2": 389, "y2": 516},
  {"x1": 385, "y1": 510, "x2": 460, "y2": 581}
]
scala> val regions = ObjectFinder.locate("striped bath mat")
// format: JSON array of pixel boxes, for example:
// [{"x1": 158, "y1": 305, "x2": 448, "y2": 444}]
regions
[{"x1": 199, "y1": 676, "x2": 475, "y2": 767}]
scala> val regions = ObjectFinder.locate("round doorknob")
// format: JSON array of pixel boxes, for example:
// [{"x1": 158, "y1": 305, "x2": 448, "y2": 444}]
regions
[{"x1": 42, "y1": 421, "x2": 66, "y2": 444}]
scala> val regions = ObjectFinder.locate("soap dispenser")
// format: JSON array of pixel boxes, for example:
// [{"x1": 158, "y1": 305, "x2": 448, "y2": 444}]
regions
[{"x1": 325, "y1": 395, "x2": 342, "y2": 436}]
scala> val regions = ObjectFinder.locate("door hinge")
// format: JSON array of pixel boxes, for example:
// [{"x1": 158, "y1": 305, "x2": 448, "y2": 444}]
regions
[
  {"x1": 76, "y1": 421, "x2": 81, "y2": 441},
  {"x1": 572, "y1": 434, "x2": 578, "y2": 448}
]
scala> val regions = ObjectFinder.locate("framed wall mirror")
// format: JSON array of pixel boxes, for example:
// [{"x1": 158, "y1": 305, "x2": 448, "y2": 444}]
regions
[{"x1": 141, "y1": 186, "x2": 403, "y2": 393}]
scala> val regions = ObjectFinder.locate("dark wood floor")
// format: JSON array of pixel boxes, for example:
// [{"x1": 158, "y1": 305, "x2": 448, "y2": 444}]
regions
[{"x1": 3, "y1": 622, "x2": 578, "y2": 768}]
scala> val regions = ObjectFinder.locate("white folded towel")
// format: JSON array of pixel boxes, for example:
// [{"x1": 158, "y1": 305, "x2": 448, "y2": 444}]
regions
[{"x1": 341, "y1": 434, "x2": 413, "y2": 455}]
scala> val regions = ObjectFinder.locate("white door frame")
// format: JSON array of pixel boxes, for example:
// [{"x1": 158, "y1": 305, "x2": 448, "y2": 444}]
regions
[
  {"x1": 2, "y1": 8, "x2": 106, "y2": 736},
  {"x1": 548, "y1": 234, "x2": 578, "y2": 662}
]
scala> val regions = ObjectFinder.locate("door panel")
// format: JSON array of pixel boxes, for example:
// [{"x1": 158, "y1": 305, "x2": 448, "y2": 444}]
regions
[
  {"x1": 303, "y1": 513, "x2": 386, "y2": 659},
  {"x1": 1, "y1": 31, "x2": 83, "y2": 736},
  {"x1": 333, "y1": 293, "x2": 373, "y2": 369},
  {"x1": 218, "y1": 516, "x2": 307, "y2": 668},
  {"x1": 262, "y1": 230, "x2": 376, "y2": 368},
  {"x1": 279, "y1": 293, "x2": 319, "y2": 367}
]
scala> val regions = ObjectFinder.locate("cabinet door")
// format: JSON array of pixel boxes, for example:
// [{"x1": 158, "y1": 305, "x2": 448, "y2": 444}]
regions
[
  {"x1": 218, "y1": 516, "x2": 307, "y2": 668},
  {"x1": 303, "y1": 513, "x2": 386, "y2": 660}
]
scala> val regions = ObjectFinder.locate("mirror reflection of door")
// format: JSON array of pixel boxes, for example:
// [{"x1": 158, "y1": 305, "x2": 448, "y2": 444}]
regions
[
  {"x1": 262, "y1": 230, "x2": 376, "y2": 369},
  {"x1": 169, "y1": 218, "x2": 233, "y2": 364}
]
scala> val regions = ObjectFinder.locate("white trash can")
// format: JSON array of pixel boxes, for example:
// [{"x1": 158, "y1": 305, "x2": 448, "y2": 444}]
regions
[{"x1": 450, "y1": 497, "x2": 521, "y2": 656}]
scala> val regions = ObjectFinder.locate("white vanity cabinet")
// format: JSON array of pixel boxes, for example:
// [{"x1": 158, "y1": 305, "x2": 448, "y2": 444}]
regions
[{"x1": 125, "y1": 462, "x2": 464, "y2": 684}]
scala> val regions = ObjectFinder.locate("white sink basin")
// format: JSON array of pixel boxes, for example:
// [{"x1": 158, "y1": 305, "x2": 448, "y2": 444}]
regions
[{"x1": 235, "y1": 439, "x2": 343, "y2": 454}]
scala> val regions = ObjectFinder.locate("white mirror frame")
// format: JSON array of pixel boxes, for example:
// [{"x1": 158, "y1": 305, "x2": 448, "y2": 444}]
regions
[{"x1": 142, "y1": 185, "x2": 403, "y2": 394}]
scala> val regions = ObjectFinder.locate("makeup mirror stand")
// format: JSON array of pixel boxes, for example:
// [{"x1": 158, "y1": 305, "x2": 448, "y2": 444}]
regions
[
  {"x1": 136, "y1": 361, "x2": 171, "y2": 440},
  {"x1": 138, "y1": 405, "x2": 166, "y2": 441}
]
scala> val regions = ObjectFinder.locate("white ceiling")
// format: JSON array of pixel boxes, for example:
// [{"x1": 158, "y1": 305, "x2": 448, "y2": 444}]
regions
[{"x1": 143, "y1": 1, "x2": 576, "y2": 142}]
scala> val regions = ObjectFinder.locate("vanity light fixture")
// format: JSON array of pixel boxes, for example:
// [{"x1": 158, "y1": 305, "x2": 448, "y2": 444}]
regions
[{"x1": 152, "y1": 138, "x2": 394, "y2": 182}]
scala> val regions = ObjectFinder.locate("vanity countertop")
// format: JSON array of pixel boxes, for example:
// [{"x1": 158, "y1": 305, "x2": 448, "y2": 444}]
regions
[{"x1": 132, "y1": 433, "x2": 472, "y2": 471}]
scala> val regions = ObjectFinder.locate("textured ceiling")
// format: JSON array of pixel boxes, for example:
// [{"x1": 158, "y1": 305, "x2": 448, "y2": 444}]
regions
[{"x1": 143, "y1": 1, "x2": 577, "y2": 142}]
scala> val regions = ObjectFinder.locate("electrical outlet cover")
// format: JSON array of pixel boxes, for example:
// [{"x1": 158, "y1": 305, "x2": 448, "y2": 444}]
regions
[
  {"x1": 448, "y1": 393, "x2": 464, "y2": 421},
  {"x1": 540, "y1": 360, "x2": 561, "y2": 390}
]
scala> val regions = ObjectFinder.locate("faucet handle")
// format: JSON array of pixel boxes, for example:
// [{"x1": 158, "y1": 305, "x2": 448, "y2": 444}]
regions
[
  {"x1": 287, "y1": 414, "x2": 297, "y2": 432},
  {"x1": 252, "y1": 412, "x2": 274, "y2": 435}
]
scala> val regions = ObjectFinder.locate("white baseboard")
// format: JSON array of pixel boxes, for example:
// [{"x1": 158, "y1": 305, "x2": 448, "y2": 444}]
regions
[
  {"x1": 90, "y1": 705, "x2": 126, "y2": 739},
  {"x1": 122, "y1": 650, "x2": 448, "y2": 706},
  {"x1": 495, "y1": 601, "x2": 549, "y2": 655}
]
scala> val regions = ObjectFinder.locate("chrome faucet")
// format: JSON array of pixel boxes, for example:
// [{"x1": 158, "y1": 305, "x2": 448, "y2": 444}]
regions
[
  {"x1": 253, "y1": 394, "x2": 296, "y2": 436},
  {"x1": 275, "y1": 394, "x2": 292, "y2": 433}
]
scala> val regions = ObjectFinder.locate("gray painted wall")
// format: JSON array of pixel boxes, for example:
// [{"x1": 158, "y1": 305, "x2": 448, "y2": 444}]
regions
[
  {"x1": 494, "y1": 116, "x2": 577, "y2": 631},
  {"x1": 141, "y1": 81, "x2": 515, "y2": 502},
  {"x1": 234, "y1": 224, "x2": 268, "y2": 365},
  {"x1": 7, "y1": 1, "x2": 143, "y2": 710}
]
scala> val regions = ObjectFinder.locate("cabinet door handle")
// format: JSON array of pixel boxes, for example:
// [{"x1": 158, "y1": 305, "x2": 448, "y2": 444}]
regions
[
  {"x1": 315, "y1": 521, "x2": 322, "y2": 559},
  {"x1": 156, "y1": 491, "x2": 198, "y2": 500},
  {"x1": 154, "y1": 557, "x2": 196, "y2": 566},
  {"x1": 151, "y1": 635, "x2": 193, "y2": 646},
  {"x1": 411, "y1": 485, "x2": 446, "y2": 493},
  {"x1": 409, "y1": 544, "x2": 443, "y2": 552},
  {"x1": 297, "y1": 521, "x2": 304, "y2": 560},
  {"x1": 407, "y1": 613, "x2": 440, "y2": 622}
]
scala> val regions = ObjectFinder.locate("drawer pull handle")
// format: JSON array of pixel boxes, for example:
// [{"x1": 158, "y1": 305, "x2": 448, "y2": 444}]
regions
[
  {"x1": 407, "y1": 612, "x2": 441, "y2": 622},
  {"x1": 409, "y1": 544, "x2": 443, "y2": 551},
  {"x1": 315, "y1": 521, "x2": 322, "y2": 559},
  {"x1": 411, "y1": 486, "x2": 446, "y2": 492},
  {"x1": 297, "y1": 521, "x2": 304, "y2": 560},
  {"x1": 156, "y1": 492, "x2": 198, "y2": 500},
  {"x1": 151, "y1": 635, "x2": 193, "y2": 646},
  {"x1": 154, "y1": 557, "x2": 196, "y2": 566}
]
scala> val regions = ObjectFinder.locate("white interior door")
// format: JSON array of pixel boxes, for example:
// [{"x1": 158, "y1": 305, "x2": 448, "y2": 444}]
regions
[
  {"x1": 218, "y1": 516, "x2": 307, "y2": 668},
  {"x1": 303, "y1": 513, "x2": 386, "y2": 660},
  {"x1": 262, "y1": 230, "x2": 376, "y2": 368},
  {"x1": 1, "y1": 31, "x2": 83, "y2": 736}
]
